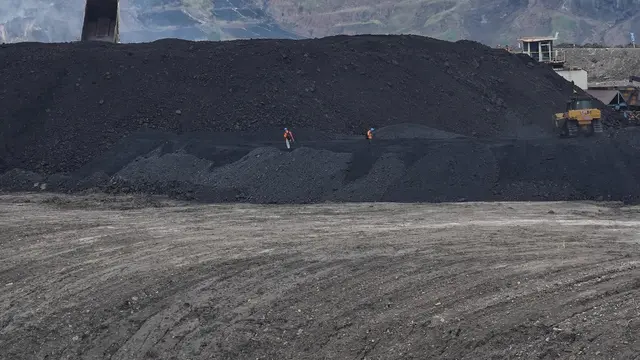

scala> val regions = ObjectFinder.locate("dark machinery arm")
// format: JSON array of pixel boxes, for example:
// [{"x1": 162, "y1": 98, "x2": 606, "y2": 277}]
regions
[{"x1": 81, "y1": 0, "x2": 120, "y2": 43}]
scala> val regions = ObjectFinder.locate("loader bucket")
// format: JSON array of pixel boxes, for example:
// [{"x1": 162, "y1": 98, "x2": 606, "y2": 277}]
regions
[{"x1": 81, "y1": 0, "x2": 120, "y2": 43}]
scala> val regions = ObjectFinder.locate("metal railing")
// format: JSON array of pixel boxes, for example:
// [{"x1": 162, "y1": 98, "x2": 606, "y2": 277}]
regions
[
  {"x1": 551, "y1": 49, "x2": 566, "y2": 63},
  {"x1": 494, "y1": 46, "x2": 566, "y2": 63}
]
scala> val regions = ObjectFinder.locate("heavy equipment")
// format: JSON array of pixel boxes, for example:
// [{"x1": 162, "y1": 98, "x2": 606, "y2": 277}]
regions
[
  {"x1": 554, "y1": 94, "x2": 603, "y2": 137},
  {"x1": 81, "y1": 0, "x2": 120, "y2": 43}
]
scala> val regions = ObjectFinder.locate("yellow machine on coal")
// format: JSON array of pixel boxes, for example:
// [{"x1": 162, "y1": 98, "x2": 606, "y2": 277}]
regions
[
  {"x1": 554, "y1": 95, "x2": 603, "y2": 137},
  {"x1": 81, "y1": 0, "x2": 120, "y2": 43}
]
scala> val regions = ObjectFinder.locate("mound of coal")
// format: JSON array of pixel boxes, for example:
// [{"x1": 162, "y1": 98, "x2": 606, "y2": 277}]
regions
[
  {"x1": 3, "y1": 130, "x2": 640, "y2": 204},
  {"x1": 1, "y1": 35, "x2": 586, "y2": 175},
  {"x1": 374, "y1": 123, "x2": 466, "y2": 140},
  {"x1": 112, "y1": 146, "x2": 351, "y2": 203}
]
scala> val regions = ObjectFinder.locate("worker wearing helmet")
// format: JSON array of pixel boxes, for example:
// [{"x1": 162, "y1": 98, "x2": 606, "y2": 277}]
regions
[
  {"x1": 284, "y1": 128, "x2": 295, "y2": 149},
  {"x1": 366, "y1": 128, "x2": 374, "y2": 143}
]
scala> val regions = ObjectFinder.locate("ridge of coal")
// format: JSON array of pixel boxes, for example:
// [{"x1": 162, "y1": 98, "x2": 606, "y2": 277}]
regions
[
  {"x1": 1, "y1": 34, "x2": 583, "y2": 175},
  {"x1": 2, "y1": 127, "x2": 640, "y2": 204}
]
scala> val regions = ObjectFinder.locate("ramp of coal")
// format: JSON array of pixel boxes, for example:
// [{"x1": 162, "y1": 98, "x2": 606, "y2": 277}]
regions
[{"x1": 3, "y1": 128, "x2": 640, "y2": 203}]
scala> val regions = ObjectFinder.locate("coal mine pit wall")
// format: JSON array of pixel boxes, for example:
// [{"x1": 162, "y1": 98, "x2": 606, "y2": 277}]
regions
[
  {"x1": 562, "y1": 48, "x2": 640, "y2": 82},
  {"x1": 3, "y1": 129, "x2": 640, "y2": 204}
]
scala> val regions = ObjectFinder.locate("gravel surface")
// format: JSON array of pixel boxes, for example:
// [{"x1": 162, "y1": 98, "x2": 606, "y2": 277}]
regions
[
  {"x1": 2, "y1": 194, "x2": 640, "y2": 359},
  {"x1": 0, "y1": 35, "x2": 586, "y2": 175}
]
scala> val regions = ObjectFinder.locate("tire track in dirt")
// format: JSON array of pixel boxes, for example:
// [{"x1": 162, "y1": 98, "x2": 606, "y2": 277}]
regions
[{"x1": 1, "y1": 194, "x2": 640, "y2": 359}]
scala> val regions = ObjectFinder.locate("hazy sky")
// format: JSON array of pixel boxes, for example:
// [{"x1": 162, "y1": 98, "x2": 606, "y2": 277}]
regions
[
  {"x1": 0, "y1": 0, "x2": 171, "y2": 42},
  {"x1": 0, "y1": 0, "x2": 86, "y2": 41}
]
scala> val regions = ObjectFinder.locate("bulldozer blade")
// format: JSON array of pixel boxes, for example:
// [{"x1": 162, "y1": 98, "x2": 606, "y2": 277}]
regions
[{"x1": 81, "y1": 0, "x2": 120, "y2": 43}]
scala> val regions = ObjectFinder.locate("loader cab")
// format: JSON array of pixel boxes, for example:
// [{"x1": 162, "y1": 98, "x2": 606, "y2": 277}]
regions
[{"x1": 566, "y1": 98, "x2": 595, "y2": 111}]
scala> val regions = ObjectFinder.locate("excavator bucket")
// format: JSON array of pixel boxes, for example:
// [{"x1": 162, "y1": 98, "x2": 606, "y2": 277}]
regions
[{"x1": 81, "y1": 0, "x2": 120, "y2": 43}]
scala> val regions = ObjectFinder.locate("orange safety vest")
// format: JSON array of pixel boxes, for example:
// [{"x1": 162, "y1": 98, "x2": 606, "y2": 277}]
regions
[
  {"x1": 284, "y1": 130, "x2": 293, "y2": 140},
  {"x1": 366, "y1": 130, "x2": 373, "y2": 139}
]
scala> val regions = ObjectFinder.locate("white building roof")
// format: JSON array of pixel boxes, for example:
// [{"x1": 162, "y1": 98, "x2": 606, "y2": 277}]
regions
[
  {"x1": 586, "y1": 89, "x2": 622, "y2": 104},
  {"x1": 518, "y1": 36, "x2": 556, "y2": 42}
]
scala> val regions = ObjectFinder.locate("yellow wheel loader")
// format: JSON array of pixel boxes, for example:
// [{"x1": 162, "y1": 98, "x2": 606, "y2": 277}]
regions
[
  {"x1": 81, "y1": 0, "x2": 120, "y2": 43},
  {"x1": 554, "y1": 95, "x2": 603, "y2": 138}
]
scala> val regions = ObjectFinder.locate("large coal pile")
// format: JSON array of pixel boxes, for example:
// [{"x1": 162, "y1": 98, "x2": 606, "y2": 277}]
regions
[{"x1": 1, "y1": 35, "x2": 580, "y2": 175}]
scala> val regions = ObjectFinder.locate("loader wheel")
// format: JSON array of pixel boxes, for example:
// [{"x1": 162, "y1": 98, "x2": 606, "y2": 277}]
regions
[
  {"x1": 591, "y1": 120, "x2": 603, "y2": 133},
  {"x1": 559, "y1": 126, "x2": 569, "y2": 138},
  {"x1": 566, "y1": 121, "x2": 578, "y2": 137},
  {"x1": 584, "y1": 124, "x2": 594, "y2": 137}
]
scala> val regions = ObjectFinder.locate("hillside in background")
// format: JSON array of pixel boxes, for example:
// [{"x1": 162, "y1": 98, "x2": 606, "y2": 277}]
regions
[
  {"x1": 0, "y1": 0, "x2": 301, "y2": 43},
  {"x1": 267, "y1": 0, "x2": 640, "y2": 45},
  {"x1": 1, "y1": 0, "x2": 639, "y2": 45},
  {"x1": 563, "y1": 47, "x2": 640, "y2": 83}
]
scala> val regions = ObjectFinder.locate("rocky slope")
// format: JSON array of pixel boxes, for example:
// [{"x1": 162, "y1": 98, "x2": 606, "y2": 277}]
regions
[
  {"x1": 266, "y1": 0, "x2": 640, "y2": 45},
  {"x1": 563, "y1": 47, "x2": 640, "y2": 83},
  {"x1": 1, "y1": 0, "x2": 639, "y2": 45}
]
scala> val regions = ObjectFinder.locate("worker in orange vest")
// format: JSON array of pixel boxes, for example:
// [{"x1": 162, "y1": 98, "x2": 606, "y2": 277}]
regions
[
  {"x1": 366, "y1": 128, "x2": 374, "y2": 143},
  {"x1": 284, "y1": 128, "x2": 295, "y2": 149}
]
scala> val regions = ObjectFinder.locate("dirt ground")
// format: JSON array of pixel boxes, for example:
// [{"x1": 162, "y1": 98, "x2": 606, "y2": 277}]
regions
[{"x1": 1, "y1": 193, "x2": 640, "y2": 359}]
